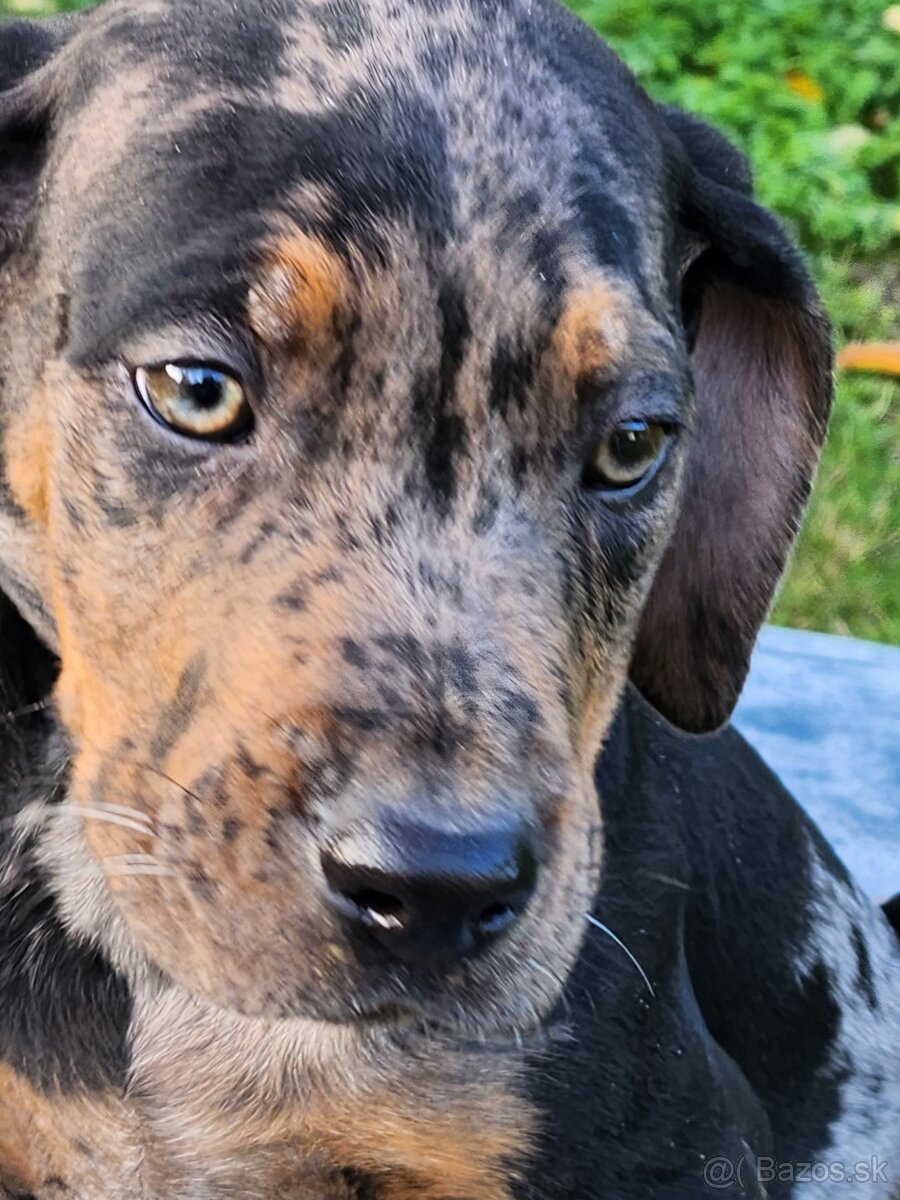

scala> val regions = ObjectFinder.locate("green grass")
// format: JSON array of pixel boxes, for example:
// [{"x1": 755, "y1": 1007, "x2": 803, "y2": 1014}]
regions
[{"x1": 3, "y1": 0, "x2": 899, "y2": 643}]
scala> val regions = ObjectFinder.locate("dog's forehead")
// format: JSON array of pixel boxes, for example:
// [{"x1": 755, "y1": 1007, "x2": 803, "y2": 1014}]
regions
[{"x1": 50, "y1": 0, "x2": 672, "y2": 365}]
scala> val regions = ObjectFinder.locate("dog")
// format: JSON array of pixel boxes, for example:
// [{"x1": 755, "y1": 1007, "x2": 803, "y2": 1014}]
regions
[{"x1": 0, "y1": 1, "x2": 897, "y2": 1197}]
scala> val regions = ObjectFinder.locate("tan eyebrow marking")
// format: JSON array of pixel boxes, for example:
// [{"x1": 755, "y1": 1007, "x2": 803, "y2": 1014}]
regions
[
  {"x1": 247, "y1": 229, "x2": 348, "y2": 350},
  {"x1": 551, "y1": 281, "x2": 631, "y2": 381}
]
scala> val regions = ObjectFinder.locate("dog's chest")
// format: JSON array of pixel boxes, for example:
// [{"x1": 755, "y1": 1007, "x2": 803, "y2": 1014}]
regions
[
  {"x1": 4, "y1": 1072, "x2": 521, "y2": 1200},
  {"x1": 50, "y1": 990, "x2": 528, "y2": 1200}
]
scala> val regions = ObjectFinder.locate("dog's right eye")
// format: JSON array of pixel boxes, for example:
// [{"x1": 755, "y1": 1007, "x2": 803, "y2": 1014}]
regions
[
  {"x1": 134, "y1": 363, "x2": 254, "y2": 442},
  {"x1": 582, "y1": 419, "x2": 670, "y2": 492}
]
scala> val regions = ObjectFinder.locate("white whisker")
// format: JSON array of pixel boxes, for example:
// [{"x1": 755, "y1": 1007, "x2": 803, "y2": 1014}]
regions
[
  {"x1": 585, "y1": 913, "x2": 655, "y2": 999},
  {"x1": 84, "y1": 801, "x2": 152, "y2": 823},
  {"x1": 67, "y1": 806, "x2": 153, "y2": 837},
  {"x1": 103, "y1": 854, "x2": 167, "y2": 867},
  {"x1": 102, "y1": 855, "x2": 176, "y2": 879},
  {"x1": 104, "y1": 866, "x2": 176, "y2": 879},
  {"x1": 643, "y1": 871, "x2": 692, "y2": 892},
  {"x1": 527, "y1": 955, "x2": 573, "y2": 1020}
]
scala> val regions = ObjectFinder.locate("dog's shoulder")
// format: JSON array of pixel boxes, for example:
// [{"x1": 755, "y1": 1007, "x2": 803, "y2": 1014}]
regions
[{"x1": 520, "y1": 687, "x2": 900, "y2": 1198}]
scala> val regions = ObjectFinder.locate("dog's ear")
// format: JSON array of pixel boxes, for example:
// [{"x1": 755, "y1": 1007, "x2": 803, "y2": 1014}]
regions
[
  {"x1": 629, "y1": 108, "x2": 833, "y2": 734},
  {"x1": 0, "y1": 18, "x2": 81, "y2": 674},
  {"x1": 0, "y1": 16, "x2": 80, "y2": 256}
]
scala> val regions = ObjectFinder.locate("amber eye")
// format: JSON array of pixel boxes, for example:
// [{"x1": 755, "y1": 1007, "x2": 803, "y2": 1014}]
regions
[
  {"x1": 583, "y1": 420, "x2": 669, "y2": 491},
  {"x1": 134, "y1": 363, "x2": 253, "y2": 441}
]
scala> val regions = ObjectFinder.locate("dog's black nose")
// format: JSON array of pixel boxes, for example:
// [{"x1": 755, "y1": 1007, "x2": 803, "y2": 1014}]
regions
[{"x1": 320, "y1": 815, "x2": 539, "y2": 966}]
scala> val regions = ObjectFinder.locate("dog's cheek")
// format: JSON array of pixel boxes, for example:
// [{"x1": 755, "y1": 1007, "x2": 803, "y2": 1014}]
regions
[{"x1": 71, "y1": 728, "x2": 342, "y2": 1016}]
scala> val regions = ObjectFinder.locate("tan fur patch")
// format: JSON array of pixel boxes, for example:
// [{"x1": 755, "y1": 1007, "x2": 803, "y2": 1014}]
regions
[
  {"x1": 0, "y1": 1066, "x2": 141, "y2": 1197},
  {"x1": 248, "y1": 230, "x2": 348, "y2": 350},
  {"x1": 552, "y1": 281, "x2": 631, "y2": 383},
  {"x1": 4, "y1": 399, "x2": 51, "y2": 526},
  {"x1": 323, "y1": 1101, "x2": 532, "y2": 1200}
]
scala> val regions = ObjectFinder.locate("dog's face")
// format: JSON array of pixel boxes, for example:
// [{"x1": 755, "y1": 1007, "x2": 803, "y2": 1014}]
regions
[{"x1": 0, "y1": 0, "x2": 830, "y2": 1031}]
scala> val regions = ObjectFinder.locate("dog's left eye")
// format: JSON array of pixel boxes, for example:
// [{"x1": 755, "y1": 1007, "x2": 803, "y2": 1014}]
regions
[
  {"x1": 583, "y1": 420, "x2": 669, "y2": 491},
  {"x1": 134, "y1": 363, "x2": 254, "y2": 441}
]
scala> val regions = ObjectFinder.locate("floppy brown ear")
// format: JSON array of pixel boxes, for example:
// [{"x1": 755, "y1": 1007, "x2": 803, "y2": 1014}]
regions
[
  {"x1": 629, "y1": 109, "x2": 833, "y2": 734},
  {"x1": 0, "y1": 17, "x2": 82, "y2": 665}
]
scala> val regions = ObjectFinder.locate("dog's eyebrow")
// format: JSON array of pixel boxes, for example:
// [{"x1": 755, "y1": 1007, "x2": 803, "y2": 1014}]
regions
[
  {"x1": 65, "y1": 84, "x2": 455, "y2": 366},
  {"x1": 551, "y1": 281, "x2": 632, "y2": 381},
  {"x1": 247, "y1": 231, "x2": 347, "y2": 350}
]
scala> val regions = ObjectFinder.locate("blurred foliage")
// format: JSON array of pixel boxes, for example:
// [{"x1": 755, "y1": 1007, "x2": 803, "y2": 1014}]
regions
[
  {"x1": 1, "y1": 0, "x2": 96, "y2": 11},
  {"x1": 571, "y1": 0, "x2": 900, "y2": 259},
  {"x1": 2, "y1": 0, "x2": 899, "y2": 641}
]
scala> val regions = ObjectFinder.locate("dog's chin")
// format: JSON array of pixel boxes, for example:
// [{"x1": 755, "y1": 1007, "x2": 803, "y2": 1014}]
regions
[
  {"x1": 156, "y1": 954, "x2": 565, "y2": 1052},
  {"x1": 318, "y1": 998, "x2": 567, "y2": 1055},
  {"x1": 305, "y1": 966, "x2": 565, "y2": 1044}
]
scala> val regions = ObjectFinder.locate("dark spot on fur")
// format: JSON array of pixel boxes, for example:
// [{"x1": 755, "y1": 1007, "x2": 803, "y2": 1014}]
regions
[
  {"x1": 411, "y1": 280, "x2": 471, "y2": 515},
  {"x1": 334, "y1": 706, "x2": 390, "y2": 733},
  {"x1": 109, "y1": 423, "x2": 224, "y2": 518},
  {"x1": 331, "y1": 308, "x2": 361, "y2": 403},
  {"x1": 335, "y1": 514, "x2": 363, "y2": 554},
  {"x1": 237, "y1": 744, "x2": 268, "y2": 780},
  {"x1": 264, "y1": 813, "x2": 291, "y2": 858},
  {"x1": 61, "y1": 495, "x2": 85, "y2": 531},
  {"x1": 472, "y1": 489, "x2": 498, "y2": 534},
  {"x1": 489, "y1": 335, "x2": 536, "y2": 418},
  {"x1": 295, "y1": 750, "x2": 354, "y2": 809},
  {"x1": 239, "y1": 520, "x2": 277, "y2": 565},
  {"x1": 374, "y1": 633, "x2": 425, "y2": 672},
  {"x1": 375, "y1": 684, "x2": 412, "y2": 719},
  {"x1": 149, "y1": 653, "x2": 207, "y2": 764},
  {"x1": 340, "y1": 1167, "x2": 379, "y2": 1200},
  {"x1": 510, "y1": 443, "x2": 528, "y2": 487},
  {"x1": 341, "y1": 638, "x2": 369, "y2": 669},
  {"x1": 276, "y1": 583, "x2": 309, "y2": 611},
  {"x1": 500, "y1": 686, "x2": 542, "y2": 735},
  {"x1": 850, "y1": 923, "x2": 879, "y2": 1010},
  {"x1": 313, "y1": 565, "x2": 343, "y2": 585},
  {"x1": 188, "y1": 863, "x2": 217, "y2": 902},
  {"x1": 446, "y1": 643, "x2": 477, "y2": 694},
  {"x1": 51, "y1": 292, "x2": 71, "y2": 356},
  {"x1": 184, "y1": 795, "x2": 207, "y2": 837},
  {"x1": 427, "y1": 710, "x2": 469, "y2": 760},
  {"x1": 571, "y1": 166, "x2": 642, "y2": 280},
  {"x1": 313, "y1": 0, "x2": 371, "y2": 54},
  {"x1": 222, "y1": 815, "x2": 244, "y2": 843}
]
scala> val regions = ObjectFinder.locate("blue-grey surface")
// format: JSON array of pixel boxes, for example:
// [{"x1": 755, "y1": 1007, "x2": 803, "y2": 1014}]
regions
[{"x1": 734, "y1": 625, "x2": 900, "y2": 902}]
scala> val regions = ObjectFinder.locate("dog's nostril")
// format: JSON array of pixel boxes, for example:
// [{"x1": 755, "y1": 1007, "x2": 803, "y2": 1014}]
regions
[{"x1": 346, "y1": 888, "x2": 406, "y2": 931}]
